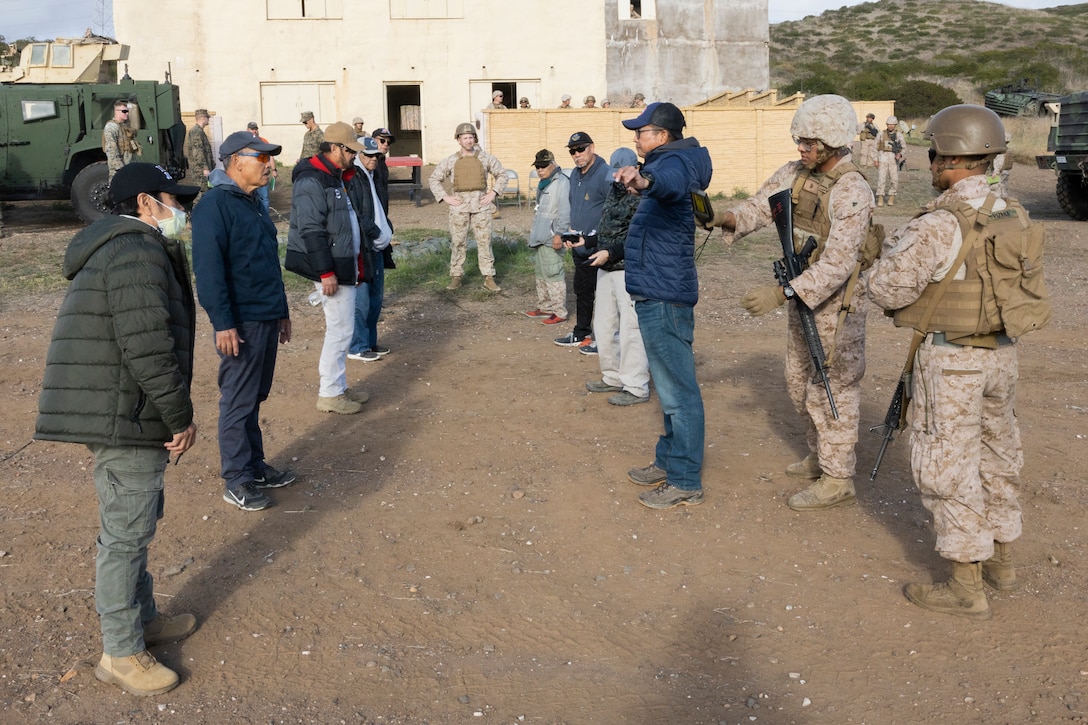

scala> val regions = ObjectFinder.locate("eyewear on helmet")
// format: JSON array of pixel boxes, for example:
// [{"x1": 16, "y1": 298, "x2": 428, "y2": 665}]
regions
[
  {"x1": 568, "y1": 145, "x2": 589, "y2": 155},
  {"x1": 238, "y1": 151, "x2": 271, "y2": 163},
  {"x1": 928, "y1": 148, "x2": 939, "y2": 163},
  {"x1": 792, "y1": 136, "x2": 818, "y2": 152}
]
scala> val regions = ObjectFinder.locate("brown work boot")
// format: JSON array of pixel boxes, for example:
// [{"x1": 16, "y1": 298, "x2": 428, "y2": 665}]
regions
[
  {"x1": 316, "y1": 394, "x2": 362, "y2": 415},
  {"x1": 483, "y1": 276, "x2": 502, "y2": 293},
  {"x1": 876, "y1": 196, "x2": 884, "y2": 207},
  {"x1": 982, "y1": 541, "x2": 1018, "y2": 590},
  {"x1": 95, "y1": 650, "x2": 180, "y2": 696},
  {"x1": 904, "y1": 561, "x2": 991, "y2": 620},
  {"x1": 143, "y1": 612, "x2": 197, "y2": 647},
  {"x1": 446, "y1": 276, "x2": 463, "y2": 291},
  {"x1": 785, "y1": 453, "x2": 822, "y2": 479},
  {"x1": 787, "y1": 475, "x2": 856, "y2": 511},
  {"x1": 887, "y1": 194, "x2": 896, "y2": 207}
]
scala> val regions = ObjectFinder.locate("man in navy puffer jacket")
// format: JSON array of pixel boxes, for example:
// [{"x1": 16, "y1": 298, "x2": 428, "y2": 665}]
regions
[{"x1": 614, "y1": 102, "x2": 713, "y2": 510}]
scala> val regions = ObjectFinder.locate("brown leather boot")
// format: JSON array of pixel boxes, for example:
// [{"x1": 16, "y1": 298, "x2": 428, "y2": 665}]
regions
[
  {"x1": 445, "y1": 276, "x2": 463, "y2": 291},
  {"x1": 95, "y1": 650, "x2": 180, "y2": 696},
  {"x1": 982, "y1": 541, "x2": 1018, "y2": 590},
  {"x1": 483, "y1": 276, "x2": 502, "y2": 293},
  {"x1": 904, "y1": 561, "x2": 991, "y2": 620}
]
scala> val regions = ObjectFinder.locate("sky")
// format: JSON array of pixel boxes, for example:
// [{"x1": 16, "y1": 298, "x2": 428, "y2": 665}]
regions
[{"x1": 0, "y1": 0, "x2": 1069, "y2": 41}]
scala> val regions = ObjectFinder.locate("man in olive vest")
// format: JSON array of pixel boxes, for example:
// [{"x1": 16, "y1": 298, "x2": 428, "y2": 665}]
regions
[
  {"x1": 184, "y1": 109, "x2": 215, "y2": 192},
  {"x1": 875, "y1": 115, "x2": 906, "y2": 206},
  {"x1": 428, "y1": 122, "x2": 509, "y2": 292},
  {"x1": 704, "y1": 94, "x2": 876, "y2": 512},
  {"x1": 868, "y1": 105, "x2": 1046, "y2": 620},
  {"x1": 858, "y1": 112, "x2": 879, "y2": 168}
]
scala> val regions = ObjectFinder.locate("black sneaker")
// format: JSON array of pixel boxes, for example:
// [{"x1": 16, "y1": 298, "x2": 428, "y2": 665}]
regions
[
  {"x1": 554, "y1": 332, "x2": 586, "y2": 347},
  {"x1": 223, "y1": 482, "x2": 272, "y2": 511},
  {"x1": 252, "y1": 465, "x2": 297, "y2": 489},
  {"x1": 370, "y1": 346, "x2": 391, "y2": 356}
]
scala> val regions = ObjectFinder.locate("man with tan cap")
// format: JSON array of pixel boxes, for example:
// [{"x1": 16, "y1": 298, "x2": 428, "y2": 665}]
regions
[
  {"x1": 428, "y1": 122, "x2": 508, "y2": 292},
  {"x1": 299, "y1": 111, "x2": 324, "y2": 162},
  {"x1": 184, "y1": 108, "x2": 214, "y2": 191},
  {"x1": 286, "y1": 122, "x2": 369, "y2": 414},
  {"x1": 352, "y1": 116, "x2": 366, "y2": 136}
]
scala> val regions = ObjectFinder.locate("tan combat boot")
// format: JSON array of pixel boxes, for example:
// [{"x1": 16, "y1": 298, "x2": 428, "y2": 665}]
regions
[
  {"x1": 483, "y1": 276, "x2": 502, "y2": 293},
  {"x1": 143, "y1": 612, "x2": 196, "y2": 647},
  {"x1": 787, "y1": 474, "x2": 856, "y2": 511},
  {"x1": 887, "y1": 194, "x2": 896, "y2": 207},
  {"x1": 982, "y1": 541, "x2": 1018, "y2": 590},
  {"x1": 95, "y1": 650, "x2": 179, "y2": 696},
  {"x1": 876, "y1": 196, "x2": 884, "y2": 207},
  {"x1": 904, "y1": 561, "x2": 991, "y2": 620},
  {"x1": 446, "y1": 275, "x2": 463, "y2": 291},
  {"x1": 316, "y1": 394, "x2": 362, "y2": 415},
  {"x1": 785, "y1": 453, "x2": 822, "y2": 480}
]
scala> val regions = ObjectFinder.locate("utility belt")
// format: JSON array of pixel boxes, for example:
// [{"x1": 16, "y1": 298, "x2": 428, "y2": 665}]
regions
[{"x1": 929, "y1": 331, "x2": 1014, "y2": 349}]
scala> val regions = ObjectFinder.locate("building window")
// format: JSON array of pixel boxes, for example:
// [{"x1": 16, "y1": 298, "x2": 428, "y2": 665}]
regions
[
  {"x1": 267, "y1": 0, "x2": 343, "y2": 19},
  {"x1": 619, "y1": 0, "x2": 655, "y2": 20},
  {"x1": 259, "y1": 81, "x2": 337, "y2": 127},
  {"x1": 389, "y1": 0, "x2": 464, "y2": 20}
]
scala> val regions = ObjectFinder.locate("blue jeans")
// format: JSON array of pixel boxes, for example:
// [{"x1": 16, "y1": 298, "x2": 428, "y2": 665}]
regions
[
  {"x1": 635, "y1": 300, "x2": 704, "y2": 491},
  {"x1": 349, "y1": 260, "x2": 385, "y2": 354},
  {"x1": 88, "y1": 443, "x2": 168, "y2": 656},
  {"x1": 216, "y1": 319, "x2": 279, "y2": 486}
]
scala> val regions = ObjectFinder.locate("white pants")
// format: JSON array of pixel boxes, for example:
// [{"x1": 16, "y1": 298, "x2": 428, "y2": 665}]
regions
[
  {"x1": 315, "y1": 282, "x2": 356, "y2": 398},
  {"x1": 593, "y1": 269, "x2": 650, "y2": 397}
]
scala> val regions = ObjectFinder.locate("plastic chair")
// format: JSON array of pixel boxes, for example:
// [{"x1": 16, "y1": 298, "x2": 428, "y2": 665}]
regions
[{"x1": 502, "y1": 169, "x2": 522, "y2": 208}]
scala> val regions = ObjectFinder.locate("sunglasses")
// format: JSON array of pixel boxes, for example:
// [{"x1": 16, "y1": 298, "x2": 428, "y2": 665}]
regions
[
  {"x1": 119, "y1": 109, "x2": 130, "y2": 114},
  {"x1": 238, "y1": 152, "x2": 271, "y2": 163},
  {"x1": 568, "y1": 145, "x2": 588, "y2": 155},
  {"x1": 336, "y1": 143, "x2": 357, "y2": 156}
]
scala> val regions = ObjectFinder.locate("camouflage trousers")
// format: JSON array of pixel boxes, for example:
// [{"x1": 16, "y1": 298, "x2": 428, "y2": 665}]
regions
[
  {"x1": 861, "y1": 139, "x2": 878, "y2": 167},
  {"x1": 449, "y1": 207, "x2": 495, "y2": 277},
  {"x1": 784, "y1": 290, "x2": 868, "y2": 479},
  {"x1": 532, "y1": 244, "x2": 567, "y2": 318},
  {"x1": 909, "y1": 337, "x2": 1023, "y2": 563},
  {"x1": 876, "y1": 151, "x2": 899, "y2": 196}
]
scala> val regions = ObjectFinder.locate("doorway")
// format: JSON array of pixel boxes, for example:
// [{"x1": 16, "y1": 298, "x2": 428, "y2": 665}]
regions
[{"x1": 385, "y1": 84, "x2": 422, "y2": 158}]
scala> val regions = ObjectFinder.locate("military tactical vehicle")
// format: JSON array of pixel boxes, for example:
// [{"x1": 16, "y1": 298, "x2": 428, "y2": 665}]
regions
[
  {"x1": 984, "y1": 81, "x2": 1061, "y2": 118},
  {"x1": 1036, "y1": 91, "x2": 1088, "y2": 221},
  {"x1": 0, "y1": 36, "x2": 186, "y2": 223}
]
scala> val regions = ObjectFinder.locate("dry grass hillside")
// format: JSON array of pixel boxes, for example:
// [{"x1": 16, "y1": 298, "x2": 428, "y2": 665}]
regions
[{"x1": 770, "y1": 0, "x2": 1088, "y2": 103}]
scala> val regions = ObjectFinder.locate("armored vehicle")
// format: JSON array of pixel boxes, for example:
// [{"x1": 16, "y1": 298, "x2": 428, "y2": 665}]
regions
[
  {"x1": 0, "y1": 36, "x2": 186, "y2": 223},
  {"x1": 1036, "y1": 91, "x2": 1088, "y2": 221},
  {"x1": 984, "y1": 81, "x2": 1061, "y2": 118}
]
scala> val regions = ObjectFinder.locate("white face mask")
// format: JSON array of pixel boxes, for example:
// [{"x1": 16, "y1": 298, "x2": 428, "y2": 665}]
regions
[{"x1": 150, "y1": 195, "x2": 187, "y2": 239}]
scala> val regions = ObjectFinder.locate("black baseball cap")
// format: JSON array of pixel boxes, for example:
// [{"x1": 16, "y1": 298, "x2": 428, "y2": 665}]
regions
[
  {"x1": 567, "y1": 131, "x2": 593, "y2": 148},
  {"x1": 372, "y1": 127, "x2": 397, "y2": 143},
  {"x1": 622, "y1": 101, "x2": 686, "y2": 138},
  {"x1": 109, "y1": 163, "x2": 200, "y2": 206},
  {"x1": 218, "y1": 130, "x2": 282, "y2": 161}
]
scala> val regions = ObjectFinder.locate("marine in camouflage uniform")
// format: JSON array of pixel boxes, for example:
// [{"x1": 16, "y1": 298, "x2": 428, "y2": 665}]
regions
[
  {"x1": 710, "y1": 95, "x2": 875, "y2": 511},
  {"x1": 184, "y1": 109, "x2": 215, "y2": 192},
  {"x1": 428, "y1": 122, "x2": 508, "y2": 292},
  {"x1": 875, "y1": 115, "x2": 905, "y2": 205},
  {"x1": 103, "y1": 100, "x2": 135, "y2": 181},
  {"x1": 868, "y1": 105, "x2": 1033, "y2": 620},
  {"x1": 857, "y1": 114, "x2": 879, "y2": 168},
  {"x1": 299, "y1": 111, "x2": 324, "y2": 162}
]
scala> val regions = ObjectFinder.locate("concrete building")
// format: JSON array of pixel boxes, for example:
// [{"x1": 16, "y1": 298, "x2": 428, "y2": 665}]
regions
[{"x1": 113, "y1": 0, "x2": 769, "y2": 162}]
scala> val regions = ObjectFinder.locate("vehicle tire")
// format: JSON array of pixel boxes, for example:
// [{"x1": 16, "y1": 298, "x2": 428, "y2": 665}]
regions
[
  {"x1": 1057, "y1": 172, "x2": 1088, "y2": 221},
  {"x1": 70, "y1": 162, "x2": 111, "y2": 224}
]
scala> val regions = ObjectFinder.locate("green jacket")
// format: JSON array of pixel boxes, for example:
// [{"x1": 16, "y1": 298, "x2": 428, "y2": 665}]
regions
[{"x1": 35, "y1": 215, "x2": 196, "y2": 447}]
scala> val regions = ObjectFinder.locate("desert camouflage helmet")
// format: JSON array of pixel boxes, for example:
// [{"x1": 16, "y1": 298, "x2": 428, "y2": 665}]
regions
[
  {"x1": 790, "y1": 94, "x2": 857, "y2": 149},
  {"x1": 454, "y1": 122, "x2": 477, "y2": 139},
  {"x1": 925, "y1": 104, "x2": 1006, "y2": 156}
]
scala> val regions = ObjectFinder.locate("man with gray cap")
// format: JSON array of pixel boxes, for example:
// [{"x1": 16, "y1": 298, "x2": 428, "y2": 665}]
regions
[
  {"x1": 286, "y1": 122, "x2": 369, "y2": 414},
  {"x1": 525, "y1": 149, "x2": 570, "y2": 323},
  {"x1": 615, "y1": 102, "x2": 712, "y2": 509},
  {"x1": 705, "y1": 94, "x2": 876, "y2": 511},
  {"x1": 299, "y1": 111, "x2": 324, "y2": 163},
  {"x1": 558, "y1": 94, "x2": 572, "y2": 109},
  {"x1": 36, "y1": 163, "x2": 200, "y2": 695},
  {"x1": 192, "y1": 130, "x2": 293, "y2": 511},
  {"x1": 184, "y1": 108, "x2": 214, "y2": 192}
]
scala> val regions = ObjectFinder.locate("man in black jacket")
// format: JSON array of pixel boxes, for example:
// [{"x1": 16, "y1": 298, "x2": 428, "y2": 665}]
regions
[{"x1": 35, "y1": 163, "x2": 200, "y2": 696}]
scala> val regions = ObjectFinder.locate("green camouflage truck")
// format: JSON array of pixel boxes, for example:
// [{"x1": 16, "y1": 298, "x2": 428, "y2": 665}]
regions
[
  {"x1": 1036, "y1": 91, "x2": 1088, "y2": 221},
  {"x1": 0, "y1": 37, "x2": 186, "y2": 223}
]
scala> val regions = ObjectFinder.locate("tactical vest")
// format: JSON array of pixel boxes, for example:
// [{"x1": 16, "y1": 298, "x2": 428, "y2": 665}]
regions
[
  {"x1": 877, "y1": 130, "x2": 895, "y2": 152},
  {"x1": 452, "y1": 155, "x2": 487, "y2": 192},
  {"x1": 860, "y1": 124, "x2": 877, "y2": 141},
  {"x1": 788, "y1": 160, "x2": 862, "y2": 264},
  {"x1": 892, "y1": 194, "x2": 1049, "y2": 343}
]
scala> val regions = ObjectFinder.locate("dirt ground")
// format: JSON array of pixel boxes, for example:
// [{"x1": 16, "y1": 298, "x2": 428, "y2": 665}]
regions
[{"x1": 2, "y1": 144, "x2": 1087, "y2": 724}]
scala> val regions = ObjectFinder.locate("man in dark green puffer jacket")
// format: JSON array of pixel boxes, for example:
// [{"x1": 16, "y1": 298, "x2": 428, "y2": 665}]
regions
[{"x1": 34, "y1": 163, "x2": 200, "y2": 697}]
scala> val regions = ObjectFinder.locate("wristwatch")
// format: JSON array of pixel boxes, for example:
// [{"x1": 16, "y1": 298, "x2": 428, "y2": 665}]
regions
[
  {"x1": 782, "y1": 285, "x2": 796, "y2": 299},
  {"x1": 640, "y1": 171, "x2": 655, "y2": 190}
]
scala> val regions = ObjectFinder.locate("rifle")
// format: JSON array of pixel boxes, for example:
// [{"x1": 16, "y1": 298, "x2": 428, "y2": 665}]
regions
[
  {"x1": 768, "y1": 189, "x2": 838, "y2": 420},
  {"x1": 868, "y1": 330, "x2": 923, "y2": 480}
]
